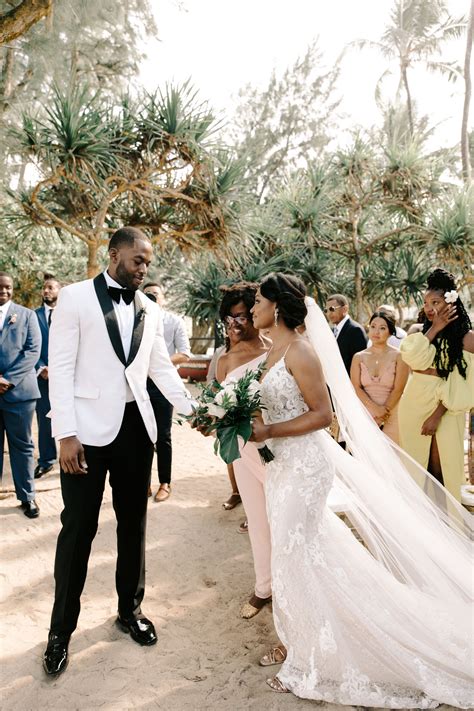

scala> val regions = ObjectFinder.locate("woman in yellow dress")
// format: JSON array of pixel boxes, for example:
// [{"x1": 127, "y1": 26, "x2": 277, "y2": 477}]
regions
[{"x1": 398, "y1": 269, "x2": 474, "y2": 501}]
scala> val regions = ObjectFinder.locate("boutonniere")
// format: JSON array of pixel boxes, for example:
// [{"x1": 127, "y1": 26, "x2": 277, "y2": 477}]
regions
[
  {"x1": 137, "y1": 307, "x2": 147, "y2": 322},
  {"x1": 8, "y1": 313, "x2": 17, "y2": 325}
]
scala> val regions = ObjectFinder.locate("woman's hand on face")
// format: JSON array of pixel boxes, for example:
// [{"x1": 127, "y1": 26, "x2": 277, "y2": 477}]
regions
[
  {"x1": 251, "y1": 415, "x2": 270, "y2": 443},
  {"x1": 431, "y1": 302, "x2": 458, "y2": 332}
]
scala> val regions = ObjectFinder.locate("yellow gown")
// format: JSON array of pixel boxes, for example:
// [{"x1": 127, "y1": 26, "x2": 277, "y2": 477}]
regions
[{"x1": 398, "y1": 332, "x2": 473, "y2": 501}]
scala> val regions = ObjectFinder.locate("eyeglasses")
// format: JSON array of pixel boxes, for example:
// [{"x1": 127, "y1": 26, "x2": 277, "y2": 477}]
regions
[
  {"x1": 224, "y1": 315, "x2": 250, "y2": 326},
  {"x1": 324, "y1": 305, "x2": 344, "y2": 313}
]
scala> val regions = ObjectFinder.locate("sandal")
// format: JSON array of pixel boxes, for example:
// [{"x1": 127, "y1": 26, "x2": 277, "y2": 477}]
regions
[
  {"x1": 259, "y1": 645, "x2": 287, "y2": 667},
  {"x1": 222, "y1": 492, "x2": 241, "y2": 510},
  {"x1": 238, "y1": 520, "x2": 248, "y2": 534},
  {"x1": 266, "y1": 676, "x2": 289, "y2": 693},
  {"x1": 240, "y1": 594, "x2": 272, "y2": 619}
]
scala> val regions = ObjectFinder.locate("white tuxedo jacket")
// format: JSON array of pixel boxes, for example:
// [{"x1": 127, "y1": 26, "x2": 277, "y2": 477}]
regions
[{"x1": 49, "y1": 274, "x2": 194, "y2": 446}]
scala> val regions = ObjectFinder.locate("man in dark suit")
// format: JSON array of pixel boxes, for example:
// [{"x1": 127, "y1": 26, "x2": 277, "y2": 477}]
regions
[
  {"x1": 34, "y1": 276, "x2": 61, "y2": 478},
  {"x1": 0, "y1": 272, "x2": 41, "y2": 518},
  {"x1": 325, "y1": 293, "x2": 367, "y2": 374}
]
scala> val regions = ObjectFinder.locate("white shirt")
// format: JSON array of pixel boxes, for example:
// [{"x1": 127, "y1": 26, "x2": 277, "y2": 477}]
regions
[
  {"x1": 103, "y1": 271, "x2": 136, "y2": 402},
  {"x1": 161, "y1": 309, "x2": 191, "y2": 357},
  {"x1": 44, "y1": 304, "x2": 54, "y2": 325},
  {"x1": 103, "y1": 271, "x2": 135, "y2": 361},
  {"x1": 334, "y1": 314, "x2": 349, "y2": 339},
  {"x1": 0, "y1": 300, "x2": 11, "y2": 331}
]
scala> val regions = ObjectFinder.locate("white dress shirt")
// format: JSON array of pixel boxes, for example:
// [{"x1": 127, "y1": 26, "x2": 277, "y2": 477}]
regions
[
  {"x1": 0, "y1": 300, "x2": 11, "y2": 331},
  {"x1": 103, "y1": 271, "x2": 136, "y2": 402},
  {"x1": 44, "y1": 303, "x2": 54, "y2": 326},
  {"x1": 103, "y1": 271, "x2": 135, "y2": 360},
  {"x1": 161, "y1": 309, "x2": 191, "y2": 358},
  {"x1": 334, "y1": 314, "x2": 349, "y2": 339}
]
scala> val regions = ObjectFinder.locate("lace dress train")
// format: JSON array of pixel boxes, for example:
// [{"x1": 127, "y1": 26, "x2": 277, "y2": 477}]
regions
[{"x1": 261, "y1": 358, "x2": 473, "y2": 708}]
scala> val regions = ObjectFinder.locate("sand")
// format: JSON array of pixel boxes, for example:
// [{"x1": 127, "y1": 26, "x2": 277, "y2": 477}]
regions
[{"x1": 0, "y1": 409, "x2": 459, "y2": 711}]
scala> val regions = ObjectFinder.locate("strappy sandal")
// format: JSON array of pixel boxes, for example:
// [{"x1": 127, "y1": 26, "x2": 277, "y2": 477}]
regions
[
  {"x1": 222, "y1": 492, "x2": 241, "y2": 510},
  {"x1": 240, "y1": 594, "x2": 272, "y2": 619},
  {"x1": 266, "y1": 676, "x2": 289, "y2": 693},
  {"x1": 259, "y1": 645, "x2": 287, "y2": 667},
  {"x1": 238, "y1": 519, "x2": 248, "y2": 534}
]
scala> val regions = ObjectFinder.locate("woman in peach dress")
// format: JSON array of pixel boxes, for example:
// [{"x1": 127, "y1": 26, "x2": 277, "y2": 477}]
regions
[{"x1": 350, "y1": 311, "x2": 409, "y2": 443}]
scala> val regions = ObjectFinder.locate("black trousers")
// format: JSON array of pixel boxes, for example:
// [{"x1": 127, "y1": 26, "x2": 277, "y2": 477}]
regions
[
  {"x1": 50, "y1": 402, "x2": 154, "y2": 636},
  {"x1": 150, "y1": 388, "x2": 173, "y2": 485}
]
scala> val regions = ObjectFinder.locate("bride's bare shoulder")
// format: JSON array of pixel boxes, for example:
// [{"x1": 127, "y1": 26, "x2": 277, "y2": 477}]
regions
[{"x1": 286, "y1": 337, "x2": 321, "y2": 366}]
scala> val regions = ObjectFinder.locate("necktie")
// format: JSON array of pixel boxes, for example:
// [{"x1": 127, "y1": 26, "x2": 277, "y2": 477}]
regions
[
  {"x1": 332, "y1": 327, "x2": 338, "y2": 337},
  {"x1": 108, "y1": 286, "x2": 135, "y2": 305},
  {"x1": 47, "y1": 309, "x2": 53, "y2": 327}
]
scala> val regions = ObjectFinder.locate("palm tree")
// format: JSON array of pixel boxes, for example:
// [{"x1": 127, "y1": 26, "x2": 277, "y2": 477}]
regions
[{"x1": 356, "y1": 0, "x2": 466, "y2": 135}]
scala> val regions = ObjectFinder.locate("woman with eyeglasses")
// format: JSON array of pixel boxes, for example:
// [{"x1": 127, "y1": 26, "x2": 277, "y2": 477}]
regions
[
  {"x1": 350, "y1": 311, "x2": 409, "y2": 443},
  {"x1": 212, "y1": 283, "x2": 273, "y2": 619}
]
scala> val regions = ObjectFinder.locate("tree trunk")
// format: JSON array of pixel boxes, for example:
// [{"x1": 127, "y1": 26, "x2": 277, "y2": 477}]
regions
[
  {"x1": 461, "y1": 0, "x2": 473, "y2": 183},
  {"x1": 354, "y1": 250, "x2": 364, "y2": 323},
  {"x1": 87, "y1": 240, "x2": 100, "y2": 278},
  {"x1": 0, "y1": 0, "x2": 52, "y2": 45},
  {"x1": 401, "y1": 64, "x2": 414, "y2": 136},
  {"x1": 0, "y1": 45, "x2": 13, "y2": 115}
]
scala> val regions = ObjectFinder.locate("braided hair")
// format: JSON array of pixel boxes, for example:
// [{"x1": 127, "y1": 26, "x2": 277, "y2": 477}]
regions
[{"x1": 422, "y1": 268, "x2": 471, "y2": 379}]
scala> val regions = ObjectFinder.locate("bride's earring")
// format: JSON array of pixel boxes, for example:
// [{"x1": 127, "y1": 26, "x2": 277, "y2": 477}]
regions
[{"x1": 274, "y1": 308, "x2": 279, "y2": 326}]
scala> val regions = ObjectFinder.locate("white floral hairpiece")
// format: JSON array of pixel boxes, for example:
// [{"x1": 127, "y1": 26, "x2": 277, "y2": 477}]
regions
[{"x1": 444, "y1": 290, "x2": 458, "y2": 304}]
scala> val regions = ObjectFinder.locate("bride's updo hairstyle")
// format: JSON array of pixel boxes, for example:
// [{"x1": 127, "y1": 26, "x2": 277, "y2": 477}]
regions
[
  {"x1": 423, "y1": 268, "x2": 471, "y2": 379},
  {"x1": 259, "y1": 273, "x2": 307, "y2": 329}
]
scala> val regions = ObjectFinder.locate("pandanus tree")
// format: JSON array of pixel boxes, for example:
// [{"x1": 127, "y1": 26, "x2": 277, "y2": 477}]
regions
[
  {"x1": 7, "y1": 81, "x2": 244, "y2": 276},
  {"x1": 273, "y1": 120, "x2": 462, "y2": 321}
]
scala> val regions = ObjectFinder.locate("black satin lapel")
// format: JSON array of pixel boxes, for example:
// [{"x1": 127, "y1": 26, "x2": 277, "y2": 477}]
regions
[
  {"x1": 93, "y1": 274, "x2": 126, "y2": 366},
  {"x1": 127, "y1": 297, "x2": 145, "y2": 366}
]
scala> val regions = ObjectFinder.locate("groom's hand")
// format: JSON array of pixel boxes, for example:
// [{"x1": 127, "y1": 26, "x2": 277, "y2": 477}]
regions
[{"x1": 59, "y1": 436, "x2": 88, "y2": 475}]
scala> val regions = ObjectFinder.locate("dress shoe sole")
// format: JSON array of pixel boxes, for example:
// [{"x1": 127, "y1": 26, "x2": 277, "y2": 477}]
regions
[{"x1": 116, "y1": 619, "x2": 157, "y2": 646}]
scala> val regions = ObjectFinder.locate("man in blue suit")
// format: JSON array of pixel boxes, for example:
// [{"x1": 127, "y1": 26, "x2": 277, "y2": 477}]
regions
[
  {"x1": 0, "y1": 272, "x2": 41, "y2": 518},
  {"x1": 34, "y1": 276, "x2": 61, "y2": 478}
]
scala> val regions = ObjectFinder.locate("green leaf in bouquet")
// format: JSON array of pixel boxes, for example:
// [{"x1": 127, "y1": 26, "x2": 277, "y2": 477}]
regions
[
  {"x1": 217, "y1": 425, "x2": 241, "y2": 464},
  {"x1": 237, "y1": 418, "x2": 252, "y2": 444}
]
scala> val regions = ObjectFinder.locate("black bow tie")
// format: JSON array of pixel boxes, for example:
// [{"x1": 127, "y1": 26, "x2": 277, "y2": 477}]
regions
[{"x1": 108, "y1": 286, "x2": 135, "y2": 305}]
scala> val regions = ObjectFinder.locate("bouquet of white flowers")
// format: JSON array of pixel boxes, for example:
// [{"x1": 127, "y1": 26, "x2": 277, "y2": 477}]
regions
[{"x1": 183, "y1": 363, "x2": 274, "y2": 465}]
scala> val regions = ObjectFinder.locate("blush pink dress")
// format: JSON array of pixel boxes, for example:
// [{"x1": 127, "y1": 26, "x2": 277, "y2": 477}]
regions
[
  {"x1": 224, "y1": 353, "x2": 272, "y2": 599},
  {"x1": 359, "y1": 360, "x2": 399, "y2": 443}
]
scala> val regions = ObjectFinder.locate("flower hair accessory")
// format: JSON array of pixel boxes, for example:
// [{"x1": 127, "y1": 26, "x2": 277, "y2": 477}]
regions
[{"x1": 444, "y1": 290, "x2": 458, "y2": 304}]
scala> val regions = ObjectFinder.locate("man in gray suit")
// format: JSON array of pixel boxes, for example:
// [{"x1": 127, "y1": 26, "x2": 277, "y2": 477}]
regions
[{"x1": 0, "y1": 272, "x2": 41, "y2": 518}]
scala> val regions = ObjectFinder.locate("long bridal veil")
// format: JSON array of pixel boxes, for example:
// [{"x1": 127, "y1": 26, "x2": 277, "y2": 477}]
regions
[{"x1": 304, "y1": 297, "x2": 472, "y2": 604}]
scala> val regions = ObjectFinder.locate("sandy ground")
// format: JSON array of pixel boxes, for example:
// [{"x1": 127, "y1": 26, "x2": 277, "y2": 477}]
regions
[{"x1": 0, "y1": 400, "x2": 461, "y2": 711}]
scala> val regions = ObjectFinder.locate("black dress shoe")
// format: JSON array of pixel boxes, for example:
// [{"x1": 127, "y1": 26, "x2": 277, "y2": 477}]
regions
[
  {"x1": 34, "y1": 464, "x2": 54, "y2": 479},
  {"x1": 43, "y1": 633, "x2": 70, "y2": 676},
  {"x1": 116, "y1": 616, "x2": 157, "y2": 646},
  {"x1": 20, "y1": 500, "x2": 40, "y2": 518}
]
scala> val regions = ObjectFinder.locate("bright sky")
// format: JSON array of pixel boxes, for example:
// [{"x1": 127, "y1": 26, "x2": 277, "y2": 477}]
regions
[{"x1": 140, "y1": 0, "x2": 470, "y2": 148}]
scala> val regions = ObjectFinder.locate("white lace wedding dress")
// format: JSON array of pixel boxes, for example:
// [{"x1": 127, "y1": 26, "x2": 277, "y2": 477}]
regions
[{"x1": 260, "y1": 356, "x2": 473, "y2": 708}]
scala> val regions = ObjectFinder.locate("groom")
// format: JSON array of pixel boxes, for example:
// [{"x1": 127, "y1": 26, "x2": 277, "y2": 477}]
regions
[{"x1": 43, "y1": 227, "x2": 194, "y2": 677}]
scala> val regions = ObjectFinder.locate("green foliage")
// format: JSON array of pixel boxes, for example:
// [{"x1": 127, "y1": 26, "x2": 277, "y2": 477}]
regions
[
  {"x1": 6, "y1": 81, "x2": 246, "y2": 276},
  {"x1": 230, "y1": 42, "x2": 341, "y2": 201}
]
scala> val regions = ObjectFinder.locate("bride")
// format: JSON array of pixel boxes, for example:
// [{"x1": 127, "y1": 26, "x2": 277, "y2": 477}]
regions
[{"x1": 250, "y1": 273, "x2": 473, "y2": 708}]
